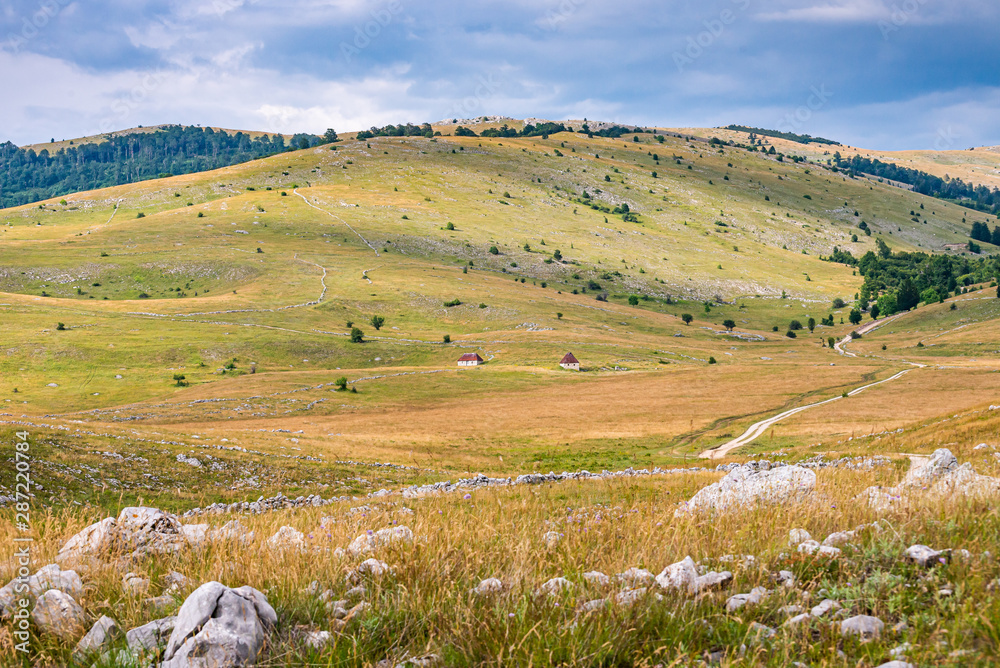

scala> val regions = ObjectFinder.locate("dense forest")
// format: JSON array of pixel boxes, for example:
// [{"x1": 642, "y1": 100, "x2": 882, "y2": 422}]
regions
[
  {"x1": 724, "y1": 125, "x2": 840, "y2": 146},
  {"x1": 356, "y1": 123, "x2": 435, "y2": 140},
  {"x1": 452, "y1": 122, "x2": 648, "y2": 140},
  {"x1": 828, "y1": 238, "x2": 999, "y2": 316},
  {"x1": 833, "y1": 154, "x2": 1000, "y2": 215},
  {"x1": 0, "y1": 126, "x2": 323, "y2": 209}
]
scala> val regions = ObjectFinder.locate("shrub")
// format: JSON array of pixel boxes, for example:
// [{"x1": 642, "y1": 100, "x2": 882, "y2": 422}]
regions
[
  {"x1": 335, "y1": 377, "x2": 348, "y2": 391},
  {"x1": 444, "y1": 299, "x2": 462, "y2": 307},
  {"x1": 789, "y1": 320, "x2": 803, "y2": 331},
  {"x1": 488, "y1": 246, "x2": 499, "y2": 255},
  {"x1": 56, "y1": 322, "x2": 66, "y2": 331},
  {"x1": 786, "y1": 330, "x2": 797, "y2": 338},
  {"x1": 682, "y1": 314, "x2": 693, "y2": 325},
  {"x1": 370, "y1": 315, "x2": 385, "y2": 330},
  {"x1": 722, "y1": 319, "x2": 736, "y2": 331},
  {"x1": 443, "y1": 334, "x2": 451, "y2": 344},
  {"x1": 350, "y1": 327, "x2": 364, "y2": 343},
  {"x1": 708, "y1": 357, "x2": 717, "y2": 364},
  {"x1": 628, "y1": 295, "x2": 640, "y2": 306},
  {"x1": 446, "y1": 222, "x2": 455, "y2": 230},
  {"x1": 136, "y1": 212, "x2": 145, "y2": 218},
  {"x1": 173, "y1": 374, "x2": 188, "y2": 387},
  {"x1": 832, "y1": 298, "x2": 846, "y2": 309},
  {"x1": 138, "y1": 292, "x2": 150, "y2": 299}
]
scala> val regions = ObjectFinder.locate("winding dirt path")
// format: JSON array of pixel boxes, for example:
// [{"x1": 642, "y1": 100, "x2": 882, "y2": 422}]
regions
[{"x1": 293, "y1": 189, "x2": 380, "y2": 257}]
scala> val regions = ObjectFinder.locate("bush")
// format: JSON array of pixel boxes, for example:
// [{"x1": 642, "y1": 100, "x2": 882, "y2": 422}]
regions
[
  {"x1": 682, "y1": 314, "x2": 693, "y2": 325},
  {"x1": 708, "y1": 357, "x2": 717, "y2": 364},
  {"x1": 370, "y1": 315, "x2": 385, "y2": 330},
  {"x1": 789, "y1": 320, "x2": 803, "y2": 331},
  {"x1": 849, "y1": 309, "x2": 862, "y2": 325},
  {"x1": 832, "y1": 298, "x2": 846, "y2": 309},
  {"x1": 722, "y1": 319, "x2": 736, "y2": 331},
  {"x1": 850, "y1": 331, "x2": 862, "y2": 340},
  {"x1": 136, "y1": 212, "x2": 145, "y2": 218},
  {"x1": 445, "y1": 222, "x2": 455, "y2": 230},
  {"x1": 444, "y1": 299, "x2": 462, "y2": 308},
  {"x1": 628, "y1": 295, "x2": 640, "y2": 306},
  {"x1": 335, "y1": 377, "x2": 348, "y2": 391},
  {"x1": 173, "y1": 374, "x2": 188, "y2": 387},
  {"x1": 56, "y1": 322, "x2": 66, "y2": 331},
  {"x1": 350, "y1": 327, "x2": 364, "y2": 343},
  {"x1": 443, "y1": 334, "x2": 451, "y2": 344},
  {"x1": 488, "y1": 246, "x2": 499, "y2": 255},
  {"x1": 786, "y1": 331, "x2": 797, "y2": 338}
]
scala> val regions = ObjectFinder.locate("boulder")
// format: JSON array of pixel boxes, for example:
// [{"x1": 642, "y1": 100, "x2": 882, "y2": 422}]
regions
[
  {"x1": 73, "y1": 615, "x2": 121, "y2": 662},
  {"x1": 303, "y1": 630, "x2": 332, "y2": 649},
  {"x1": 862, "y1": 449, "x2": 1000, "y2": 511},
  {"x1": 582, "y1": 571, "x2": 610, "y2": 587},
  {"x1": 114, "y1": 507, "x2": 186, "y2": 558},
  {"x1": 840, "y1": 615, "x2": 884, "y2": 641},
  {"x1": 783, "y1": 613, "x2": 813, "y2": 629},
  {"x1": 15, "y1": 564, "x2": 84, "y2": 600},
  {"x1": 677, "y1": 466, "x2": 816, "y2": 514},
  {"x1": 538, "y1": 577, "x2": 574, "y2": 596},
  {"x1": 180, "y1": 524, "x2": 210, "y2": 548},
  {"x1": 655, "y1": 556, "x2": 698, "y2": 594},
  {"x1": 212, "y1": 519, "x2": 255, "y2": 545},
  {"x1": 30, "y1": 589, "x2": 87, "y2": 640},
  {"x1": 810, "y1": 599, "x2": 842, "y2": 618},
  {"x1": 542, "y1": 531, "x2": 561, "y2": 550},
  {"x1": 161, "y1": 582, "x2": 275, "y2": 668},
  {"x1": 725, "y1": 587, "x2": 768, "y2": 613},
  {"x1": 822, "y1": 531, "x2": 854, "y2": 547},
  {"x1": 471, "y1": 578, "x2": 504, "y2": 597},
  {"x1": 123, "y1": 572, "x2": 151, "y2": 596},
  {"x1": 694, "y1": 571, "x2": 733, "y2": 593},
  {"x1": 788, "y1": 528, "x2": 811, "y2": 546},
  {"x1": 616, "y1": 567, "x2": 655, "y2": 586},
  {"x1": 903, "y1": 449, "x2": 958, "y2": 486}
]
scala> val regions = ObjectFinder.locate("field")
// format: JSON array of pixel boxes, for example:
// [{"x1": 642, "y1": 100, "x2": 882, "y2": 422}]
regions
[{"x1": 2, "y1": 120, "x2": 1000, "y2": 666}]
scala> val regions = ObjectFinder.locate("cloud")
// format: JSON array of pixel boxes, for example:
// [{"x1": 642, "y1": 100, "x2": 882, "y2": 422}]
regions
[{"x1": 755, "y1": 0, "x2": 890, "y2": 23}]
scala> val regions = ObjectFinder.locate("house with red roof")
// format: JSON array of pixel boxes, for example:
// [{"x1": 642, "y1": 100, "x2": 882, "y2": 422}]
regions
[
  {"x1": 560, "y1": 352, "x2": 580, "y2": 371},
  {"x1": 458, "y1": 353, "x2": 484, "y2": 367}
]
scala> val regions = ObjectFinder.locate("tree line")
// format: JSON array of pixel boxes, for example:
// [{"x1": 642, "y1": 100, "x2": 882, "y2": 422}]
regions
[
  {"x1": 724, "y1": 125, "x2": 840, "y2": 146},
  {"x1": 0, "y1": 125, "x2": 323, "y2": 209},
  {"x1": 832, "y1": 153, "x2": 1000, "y2": 215}
]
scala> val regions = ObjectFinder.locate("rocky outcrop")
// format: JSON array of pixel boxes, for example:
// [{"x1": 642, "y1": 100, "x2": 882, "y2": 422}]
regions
[
  {"x1": 677, "y1": 465, "x2": 816, "y2": 514},
  {"x1": 862, "y1": 449, "x2": 1000, "y2": 511}
]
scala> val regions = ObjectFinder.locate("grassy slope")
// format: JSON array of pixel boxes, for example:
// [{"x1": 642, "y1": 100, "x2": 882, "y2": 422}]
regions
[{"x1": 0, "y1": 122, "x2": 998, "y2": 511}]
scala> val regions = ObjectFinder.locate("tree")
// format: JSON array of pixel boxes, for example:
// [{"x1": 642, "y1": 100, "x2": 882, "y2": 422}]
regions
[
  {"x1": 628, "y1": 295, "x2": 640, "y2": 306},
  {"x1": 56, "y1": 322, "x2": 66, "y2": 331},
  {"x1": 807, "y1": 317, "x2": 816, "y2": 333},
  {"x1": 488, "y1": 245, "x2": 499, "y2": 255},
  {"x1": 681, "y1": 313, "x2": 694, "y2": 325},
  {"x1": 722, "y1": 319, "x2": 736, "y2": 331},
  {"x1": 708, "y1": 357, "x2": 717, "y2": 364},
  {"x1": 335, "y1": 376, "x2": 348, "y2": 391},
  {"x1": 876, "y1": 238, "x2": 892, "y2": 259},
  {"x1": 553, "y1": 249, "x2": 562, "y2": 261},
  {"x1": 370, "y1": 315, "x2": 385, "y2": 330},
  {"x1": 992, "y1": 226, "x2": 1000, "y2": 246},
  {"x1": 896, "y1": 278, "x2": 920, "y2": 311},
  {"x1": 443, "y1": 334, "x2": 451, "y2": 344},
  {"x1": 849, "y1": 309, "x2": 862, "y2": 325},
  {"x1": 828, "y1": 337, "x2": 836, "y2": 349},
  {"x1": 323, "y1": 128, "x2": 339, "y2": 143},
  {"x1": 350, "y1": 327, "x2": 364, "y2": 343},
  {"x1": 789, "y1": 320, "x2": 803, "y2": 331},
  {"x1": 870, "y1": 304, "x2": 880, "y2": 320}
]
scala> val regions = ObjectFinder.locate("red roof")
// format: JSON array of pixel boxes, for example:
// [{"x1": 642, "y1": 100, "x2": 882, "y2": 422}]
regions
[
  {"x1": 459, "y1": 353, "x2": 483, "y2": 362},
  {"x1": 560, "y1": 353, "x2": 580, "y2": 364}
]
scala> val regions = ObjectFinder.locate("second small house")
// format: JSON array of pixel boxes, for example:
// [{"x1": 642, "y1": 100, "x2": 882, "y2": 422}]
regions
[
  {"x1": 458, "y1": 353, "x2": 484, "y2": 367},
  {"x1": 560, "y1": 353, "x2": 581, "y2": 371}
]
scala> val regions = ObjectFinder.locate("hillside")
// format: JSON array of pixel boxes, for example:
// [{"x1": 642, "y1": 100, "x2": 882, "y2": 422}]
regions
[{"x1": 2, "y1": 119, "x2": 1000, "y2": 666}]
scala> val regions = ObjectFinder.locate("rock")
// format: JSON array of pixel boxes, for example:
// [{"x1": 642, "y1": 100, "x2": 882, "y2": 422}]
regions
[
  {"x1": 725, "y1": 587, "x2": 768, "y2": 612},
  {"x1": 348, "y1": 526, "x2": 415, "y2": 556},
  {"x1": 788, "y1": 528, "x2": 811, "y2": 546},
  {"x1": 542, "y1": 531, "x2": 561, "y2": 549},
  {"x1": 538, "y1": 577, "x2": 574, "y2": 596},
  {"x1": 267, "y1": 526, "x2": 306, "y2": 552},
  {"x1": 345, "y1": 585, "x2": 367, "y2": 600},
  {"x1": 905, "y1": 544, "x2": 948, "y2": 568},
  {"x1": 212, "y1": 519, "x2": 255, "y2": 545},
  {"x1": 817, "y1": 545, "x2": 842, "y2": 557},
  {"x1": 875, "y1": 663, "x2": 915, "y2": 668},
  {"x1": 161, "y1": 582, "x2": 275, "y2": 668},
  {"x1": 114, "y1": 507, "x2": 186, "y2": 558},
  {"x1": 694, "y1": 571, "x2": 733, "y2": 593},
  {"x1": 797, "y1": 540, "x2": 820, "y2": 554},
  {"x1": 148, "y1": 594, "x2": 178, "y2": 615},
  {"x1": 579, "y1": 598, "x2": 608, "y2": 613},
  {"x1": 615, "y1": 587, "x2": 656, "y2": 607},
  {"x1": 656, "y1": 556, "x2": 698, "y2": 594},
  {"x1": 616, "y1": 567, "x2": 655, "y2": 586},
  {"x1": 123, "y1": 572, "x2": 151, "y2": 596},
  {"x1": 126, "y1": 616, "x2": 177, "y2": 652},
  {"x1": 73, "y1": 615, "x2": 121, "y2": 662},
  {"x1": 164, "y1": 571, "x2": 192, "y2": 595},
  {"x1": 810, "y1": 599, "x2": 842, "y2": 618},
  {"x1": 903, "y1": 449, "x2": 958, "y2": 486},
  {"x1": 56, "y1": 517, "x2": 117, "y2": 569},
  {"x1": 31, "y1": 589, "x2": 87, "y2": 640},
  {"x1": 180, "y1": 524, "x2": 210, "y2": 548},
  {"x1": 840, "y1": 615, "x2": 884, "y2": 641},
  {"x1": 889, "y1": 642, "x2": 912, "y2": 658},
  {"x1": 582, "y1": 571, "x2": 610, "y2": 587},
  {"x1": 822, "y1": 531, "x2": 854, "y2": 547},
  {"x1": 471, "y1": 578, "x2": 504, "y2": 597},
  {"x1": 775, "y1": 571, "x2": 796, "y2": 588},
  {"x1": 347, "y1": 559, "x2": 390, "y2": 585},
  {"x1": 303, "y1": 630, "x2": 332, "y2": 649},
  {"x1": 780, "y1": 605, "x2": 804, "y2": 615},
  {"x1": 677, "y1": 466, "x2": 816, "y2": 515},
  {"x1": 18, "y1": 564, "x2": 84, "y2": 600},
  {"x1": 783, "y1": 613, "x2": 813, "y2": 629},
  {"x1": 747, "y1": 622, "x2": 775, "y2": 640}
]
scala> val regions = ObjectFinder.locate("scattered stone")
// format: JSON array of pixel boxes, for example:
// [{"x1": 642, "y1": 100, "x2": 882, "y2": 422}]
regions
[
  {"x1": 694, "y1": 571, "x2": 733, "y2": 593},
  {"x1": 797, "y1": 540, "x2": 820, "y2": 554},
  {"x1": 774, "y1": 571, "x2": 796, "y2": 588},
  {"x1": 579, "y1": 598, "x2": 608, "y2": 613},
  {"x1": 783, "y1": 613, "x2": 813, "y2": 629},
  {"x1": 889, "y1": 642, "x2": 912, "y2": 658},
  {"x1": 810, "y1": 599, "x2": 842, "y2": 618},
  {"x1": 656, "y1": 556, "x2": 698, "y2": 594},
  {"x1": 788, "y1": 528, "x2": 811, "y2": 546},
  {"x1": 726, "y1": 587, "x2": 768, "y2": 612},
  {"x1": 267, "y1": 526, "x2": 306, "y2": 552},
  {"x1": 123, "y1": 572, "x2": 151, "y2": 596},
  {"x1": 538, "y1": 577, "x2": 574, "y2": 596},
  {"x1": 822, "y1": 531, "x2": 854, "y2": 547},
  {"x1": 345, "y1": 585, "x2": 367, "y2": 600},
  {"x1": 875, "y1": 663, "x2": 915, "y2": 668},
  {"x1": 302, "y1": 630, "x2": 333, "y2": 649},
  {"x1": 471, "y1": 578, "x2": 504, "y2": 597},
  {"x1": 841, "y1": 615, "x2": 884, "y2": 641},
  {"x1": 161, "y1": 582, "x2": 276, "y2": 668},
  {"x1": 780, "y1": 605, "x2": 804, "y2": 615},
  {"x1": 347, "y1": 559, "x2": 390, "y2": 585},
  {"x1": 543, "y1": 531, "x2": 561, "y2": 549},
  {"x1": 583, "y1": 571, "x2": 610, "y2": 587},
  {"x1": 747, "y1": 622, "x2": 775, "y2": 640},
  {"x1": 905, "y1": 544, "x2": 948, "y2": 568},
  {"x1": 348, "y1": 526, "x2": 415, "y2": 556},
  {"x1": 73, "y1": 615, "x2": 121, "y2": 662},
  {"x1": 617, "y1": 567, "x2": 655, "y2": 586},
  {"x1": 678, "y1": 465, "x2": 816, "y2": 515},
  {"x1": 615, "y1": 587, "x2": 657, "y2": 607},
  {"x1": 31, "y1": 589, "x2": 87, "y2": 640}
]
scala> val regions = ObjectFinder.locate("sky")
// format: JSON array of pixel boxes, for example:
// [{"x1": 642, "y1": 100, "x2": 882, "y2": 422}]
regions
[{"x1": 1, "y1": 0, "x2": 998, "y2": 150}]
